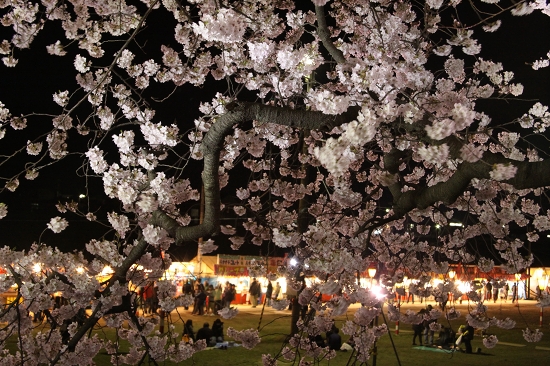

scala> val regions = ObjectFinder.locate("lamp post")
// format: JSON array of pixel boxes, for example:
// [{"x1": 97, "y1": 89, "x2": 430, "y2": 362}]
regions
[{"x1": 370, "y1": 285, "x2": 387, "y2": 366}]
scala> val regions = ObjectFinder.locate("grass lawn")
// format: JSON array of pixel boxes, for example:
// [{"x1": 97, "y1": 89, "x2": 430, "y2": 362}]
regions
[
  {"x1": 7, "y1": 300, "x2": 550, "y2": 365},
  {"x1": 92, "y1": 300, "x2": 550, "y2": 365}
]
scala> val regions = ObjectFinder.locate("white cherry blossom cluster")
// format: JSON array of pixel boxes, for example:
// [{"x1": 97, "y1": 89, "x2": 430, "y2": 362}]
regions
[
  {"x1": 495, "y1": 317, "x2": 516, "y2": 329},
  {"x1": 306, "y1": 89, "x2": 350, "y2": 115},
  {"x1": 489, "y1": 163, "x2": 517, "y2": 181},
  {"x1": 446, "y1": 307, "x2": 461, "y2": 320},
  {"x1": 417, "y1": 144, "x2": 450, "y2": 166},
  {"x1": 107, "y1": 212, "x2": 130, "y2": 238},
  {"x1": 198, "y1": 239, "x2": 218, "y2": 255},
  {"x1": 227, "y1": 327, "x2": 261, "y2": 349},
  {"x1": 47, "y1": 216, "x2": 69, "y2": 233},
  {"x1": 532, "y1": 50, "x2": 550, "y2": 70},
  {"x1": 218, "y1": 307, "x2": 239, "y2": 319},
  {"x1": 523, "y1": 328, "x2": 544, "y2": 342},
  {"x1": 140, "y1": 121, "x2": 179, "y2": 148},
  {"x1": 85, "y1": 239, "x2": 124, "y2": 268},
  {"x1": 0, "y1": 202, "x2": 7, "y2": 219},
  {"x1": 192, "y1": 9, "x2": 246, "y2": 44},
  {"x1": 271, "y1": 299, "x2": 290, "y2": 311},
  {"x1": 272, "y1": 228, "x2": 301, "y2": 248},
  {"x1": 353, "y1": 306, "x2": 381, "y2": 326},
  {"x1": 142, "y1": 225, "x2": 172, "y2": 247},
  {"x1": 483, "y1": 335, "x2": 498, "y2": 348}
]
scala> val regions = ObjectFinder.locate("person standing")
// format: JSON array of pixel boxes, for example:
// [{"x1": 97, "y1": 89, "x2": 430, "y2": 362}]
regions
[
  {"x1": 144, "y1": 282, "x2": 155, "y2": 314},
  {"x1": 412, "y1": 309, "x2": 425, "y2": 346},
  {"x1": 222, "y1": 282, "x2": 230, "y2": 308},
  {"x1": 213, "y1": 284, "x2": 223, "y2": 314},
  {"x1": 193, "y1": 288, "x2": 207, "y2": 315},
  {"x1": 512, "y1": 283, "x2": 518, "y2": 303},
  {"x1": 423, "y1": 305, "x2": 435, "y2": 346},
  {"x1": 272, "y1": 282, "x2": 281, "y2": 301},
  {"x1": 206, "y1": 285, "x2": 215, "y2": 315},
  {"x1": 192, "y1": 279, "x2": 205, "y2": 314},
  {"x1": 249, "y1": 278, "x2": 261, "y2": 308},
  {"x1": 485, "y1": 281, "x2": 492, "y2": 303},
  {"x1": 183, "y1": 280, "x2": 193, "y2": 310},
  {"x1": 492, "y1": 281, "x2": 499, "y2": 303},
  {"x1": 405, "y1": 281, "x2": 414, "y2": 304},
  {"x1": 223, "y1": 283, "x2": 236, "y2": 308},
  {"x1": 265, "y1": 280, "x2": 273, "y2": 306},
  {"x1": 502, "y1": 283, "x2": 509, "y2": 302}
]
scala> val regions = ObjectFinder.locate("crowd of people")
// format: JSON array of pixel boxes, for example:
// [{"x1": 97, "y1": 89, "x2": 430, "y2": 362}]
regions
[
  {"x1": 481, "y1": 280, "x2": 515, "y2": 303},
  {"x1": 136, "y1": 277, "x2": 492, "y2": 354},
  {"x1": 412, "y1": 304, "x2": 476, "y2": 354},
  {"x1": 180, "y1": 277, "x2": 285, "y2": 314},
  {"x1": 135, "y1": 277, "x2": 287, "y2": 318},
  {"x1": 182, "y1": 318, "x2": 225, "y2": 347},
  {"x1": 185, "y1": 279, "x2": 238, "y2": 316}
]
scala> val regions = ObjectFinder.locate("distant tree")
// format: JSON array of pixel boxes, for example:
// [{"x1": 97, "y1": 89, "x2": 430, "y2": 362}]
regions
[{"x1": 0, "y1": 0, "x2": 549, "y2": 364}]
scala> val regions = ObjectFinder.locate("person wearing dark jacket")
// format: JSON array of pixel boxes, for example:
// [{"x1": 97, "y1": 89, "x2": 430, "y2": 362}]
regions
[
  {"x1": 327, "y1": 327, "x2": 342, "y2": 351},
  {"x1": 249, "y1": 278, "x2": 261, "y2": 307},
  {"x1": 423, "y1": 305, "x2": 435, "y2": 346},
  {"x1": 183, "y1": 319, "x2": 195, "y2": 342},
  {"x1": 212, "y1": 318, "x2": 224, "y2": 342},
  {"x1": 223, "y1": 283, "x2": 236, "y2": 308},
  {"x1": 457, "y1": 325, "x2": 475, "y2": 353},
  {"x1": 193, "y1": 289, "x2": 207, "y2": 315},
  {"x1": 183, "y1": 280, "x2": 193, "y2": 310},
  {"x1": 265, "y1": 280, "x2": 273, "y2": 306},
  {"x1": 412, "y1": 309, "x2": 425, "y2": 345},
  {"x1": 196, "y1": 322, "x2": 214, "y2": 346}
]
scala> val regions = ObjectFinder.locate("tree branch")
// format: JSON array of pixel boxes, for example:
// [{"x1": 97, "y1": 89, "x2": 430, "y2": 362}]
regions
[
  {"x1": 392, "y1": 152, "x2": 550, "y2": 216},
  {"x1": 167, "y1": 102, "x2": 360, "y2": 243},
  {"x1": 315, "y1": 5, "x2": 346, "y2": 64}
]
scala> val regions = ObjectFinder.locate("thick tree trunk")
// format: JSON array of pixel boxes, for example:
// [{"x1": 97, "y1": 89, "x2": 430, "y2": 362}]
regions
[{"x1": 290, "y1": 131, "x2": 316, "y2": 336}]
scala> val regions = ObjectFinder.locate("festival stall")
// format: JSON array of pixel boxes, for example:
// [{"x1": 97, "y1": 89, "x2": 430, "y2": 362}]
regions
[{"x1": 214, "y1": 255, "x2": 287, "y2": 304}]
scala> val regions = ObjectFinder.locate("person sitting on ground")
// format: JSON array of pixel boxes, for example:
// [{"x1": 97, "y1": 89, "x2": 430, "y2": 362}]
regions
[
  {"x1": 312, "y1": 334, "x2": 325, "y2": 348},
  {"x1": 435, "y1": 325, "x2": 455, "y2": 349},
  {"x1": 212, "y1": 318, "x2": 224, "y2": 342},
  {"x1": 456, "y1": 324, "x2": 475, "y2": 354},
  {"x1": 182, "y1": 319, "x2": 195, "y2": 342},
  {"x1": 328, "y1": 327, "x2": 342, "y2": 351},
  {"x1": 196, "y1": 322, "x2": 215, "y2": 346}
]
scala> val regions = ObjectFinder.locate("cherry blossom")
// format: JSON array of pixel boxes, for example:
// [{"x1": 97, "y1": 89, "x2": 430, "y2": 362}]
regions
[
  {"x1": 483, "y1": 334, "x2": 499, "y2": 348},
  {"x1": 227, "y1": 327, "x2": 261, "y2": 349},
  {"x1": 47, "y1": 216, "x2": 69, "y2": 233},
  {"x1": 0, "y1": 203, "x2": 6, "y2": 219},
  {"x1": 523, "y1": 328, "x2": 544, "y2": 342},
  {"x1": 218, "y1": 307, "x2": 239, "y2": 319},
  {"x1": 0, "y1": 0, "x2": 549, "y2": 363},
  {"x1": 271, "y1": 299, "x2": 290, "y2": 311}
]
